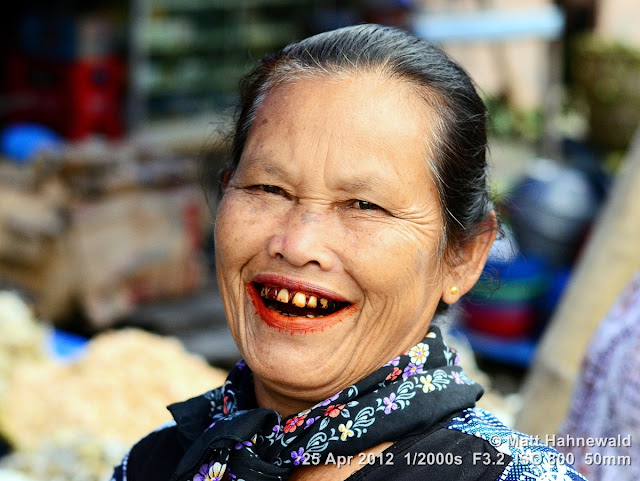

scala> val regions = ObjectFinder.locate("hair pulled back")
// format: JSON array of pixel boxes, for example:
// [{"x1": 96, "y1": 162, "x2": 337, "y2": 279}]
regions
[{"x1": 211, "y1": 23, "x2": 494, "y2": 259}]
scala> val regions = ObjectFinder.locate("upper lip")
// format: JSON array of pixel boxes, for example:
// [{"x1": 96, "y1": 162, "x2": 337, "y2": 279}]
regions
[{"x1": 252, "y1": 273, "x2": 350, "y2": 303}]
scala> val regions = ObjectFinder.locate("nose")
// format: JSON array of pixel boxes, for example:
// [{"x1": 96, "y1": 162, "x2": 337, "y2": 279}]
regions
[{"x1": 267, "y1": 208, "x2": 339, "y2": 271}]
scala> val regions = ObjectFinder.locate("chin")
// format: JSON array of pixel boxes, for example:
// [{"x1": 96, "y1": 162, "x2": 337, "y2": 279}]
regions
[{"x1": 237, "y1": 298, "x2": 355, "y2": 392}]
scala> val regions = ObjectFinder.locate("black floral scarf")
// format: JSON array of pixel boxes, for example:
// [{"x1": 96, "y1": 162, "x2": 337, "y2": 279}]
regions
[{"x1": 167, "y1": 327, "x2": 483, "y2": 481}]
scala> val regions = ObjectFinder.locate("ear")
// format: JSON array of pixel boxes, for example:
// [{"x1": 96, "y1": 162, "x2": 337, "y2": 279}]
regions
[{"x1": 441, "y1": 211, "x2": 497, "y2": 305}]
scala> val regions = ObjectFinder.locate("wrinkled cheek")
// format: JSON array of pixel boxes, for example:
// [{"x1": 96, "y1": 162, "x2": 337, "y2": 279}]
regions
[
  {"x1": 214, "y1": 195, "x2": 271, "y2": 275},
  {"x1": 350, "y1": 231, "x2": 405, "y2": 284},
  {"x1": 214, "y1": 199, "x2": 259, "y2": 335},
  {"x1": 214, "y1": 203, "x2": 237, "y2": 269},
  {"x1": 350, "y1": 230, "x2": 435, "y2": 307}
]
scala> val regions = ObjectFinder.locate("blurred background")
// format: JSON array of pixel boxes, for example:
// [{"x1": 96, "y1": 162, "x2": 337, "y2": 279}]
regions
[{"x1": 1, "y1": 0, "x2": 640, "y2": 479}]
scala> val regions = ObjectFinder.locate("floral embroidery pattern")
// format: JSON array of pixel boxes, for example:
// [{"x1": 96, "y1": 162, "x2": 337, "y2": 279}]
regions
[
  {"x1": 284, "y1": 414, "x2": 306, "y2": 433},
  {"x1": 235, "y1": 440, "x2": 252, "y2": 450},
  {"x1": 420, "y1": 374, "x2": 436, "y2": 393},
  {"x1": 451, "y1": 371, "x2": 463, "y2": 384},
  {"x1": 193, "y1": 461, "x2": 226, "y2": 481},
  {"x1": 409, "y1": 343, "x2": 429, "y2": 364},
  {"x1": 291, "y1": 447, "x2": 307, "y2": 465},
  {"x1": 324, "y1": 404, "x2": 346, "y2": 418},
  {"x1": 382, "y1": 393, "x2": 399, "y2": 414},
  {"x1": 386, "y1": 366, "x2": 402, "y2": 381},
  {"x1": 304, "y1": 415, "x2": 320, "y2": 429},
  {"x1": 338, "y1": 421, "x2": 355, "y2": 441},
  {"x1": 402, "y1": 362, "x2": 424, "y2": 379}
]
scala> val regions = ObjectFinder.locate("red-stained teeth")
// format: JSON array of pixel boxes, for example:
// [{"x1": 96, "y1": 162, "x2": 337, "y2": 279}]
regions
[
  {"x1": 292, "y1": 292, "x2": 306, "y2": 307},
  {"x1": 276, "y1": 288, "x2": 289, "y2": 303},
  {"x1": 258, "y1": 284, "x2": 332, "y2": 310}
]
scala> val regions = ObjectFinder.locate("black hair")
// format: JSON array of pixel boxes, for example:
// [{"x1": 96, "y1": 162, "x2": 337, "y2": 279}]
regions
[{"x1": 208, "y1": 23, "x2": 495, "y2": 261}]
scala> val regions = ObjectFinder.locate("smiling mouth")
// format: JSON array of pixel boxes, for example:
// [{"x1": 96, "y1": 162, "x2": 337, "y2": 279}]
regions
[{"x1": 253, "y1": 282, "x2": 350, "y2": 318}]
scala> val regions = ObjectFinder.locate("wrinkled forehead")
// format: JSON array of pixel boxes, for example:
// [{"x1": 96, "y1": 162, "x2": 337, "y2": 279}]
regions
[
  {"x1": 237, "y1": 74, "x2": 444, "y2": 214},
  {"x1": 245, "y1": 72, "x2": 444, "y2": 172}
]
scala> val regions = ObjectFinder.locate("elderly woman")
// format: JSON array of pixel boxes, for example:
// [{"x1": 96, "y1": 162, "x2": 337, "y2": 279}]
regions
[{"x1": 112, "y1": 25, "x2": 585, "y2": 481}]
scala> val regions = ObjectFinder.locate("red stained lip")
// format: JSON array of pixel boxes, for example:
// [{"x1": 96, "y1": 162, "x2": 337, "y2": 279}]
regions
[
  {"x1": 251, "y1": 273, "x2": 349, "y2": 303},
  {"x1": 246, "y1": 281, "x2": 355, "y2": 334}
]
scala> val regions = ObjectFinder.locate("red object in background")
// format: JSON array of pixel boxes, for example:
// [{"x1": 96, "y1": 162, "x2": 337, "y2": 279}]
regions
[
  {"x1": 7, "y1": 55, "x2": 123, "y2": 140},
  {"x1": 464, "y1": 303, "x2": 539, "y2": 338}
]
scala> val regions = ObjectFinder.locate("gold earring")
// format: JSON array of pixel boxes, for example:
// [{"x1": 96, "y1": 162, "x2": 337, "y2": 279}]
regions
[{"x1": 450, "y1": 286, "x2": 458, "y2": 295}]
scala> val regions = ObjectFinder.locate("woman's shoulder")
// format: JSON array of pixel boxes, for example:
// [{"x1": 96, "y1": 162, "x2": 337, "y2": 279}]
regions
[
  {"x1": 110, "y1": 421, "x2": 184, "y2": 481},
  {"x1": 443, "y1": 408, "x2": 588, "y2": 481}
]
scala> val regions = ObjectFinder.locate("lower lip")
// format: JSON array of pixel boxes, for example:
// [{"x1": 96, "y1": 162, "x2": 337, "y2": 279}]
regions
[{"x1": 246, "y1": 283, "x2": 355, "y2": 334}]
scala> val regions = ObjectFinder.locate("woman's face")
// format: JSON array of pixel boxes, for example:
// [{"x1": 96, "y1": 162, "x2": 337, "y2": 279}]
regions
[{"x1": 215, "y1": 74, "x2": 461, "y2": 413}]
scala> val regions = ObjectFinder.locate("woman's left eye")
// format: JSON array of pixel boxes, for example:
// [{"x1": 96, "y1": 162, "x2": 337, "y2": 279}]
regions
[{"x1": 350, "y1": 200, "x2": 383, "y2": 211}]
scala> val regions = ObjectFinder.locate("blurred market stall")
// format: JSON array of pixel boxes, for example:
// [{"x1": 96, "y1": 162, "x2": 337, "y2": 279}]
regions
[{"x1": 0, "y1": 291, "x2": 226, "y2": 481}]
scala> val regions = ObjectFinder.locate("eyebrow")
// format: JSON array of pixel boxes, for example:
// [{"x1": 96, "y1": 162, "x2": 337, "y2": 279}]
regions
[
  {"x1": 339, "y1": 172, "x2": 391, "y2": 195},
  {"x1": 264, "y1": 162, "x2": 288, "y2": 178},
  {"x1": 340, "y1": 179, "x2": 374, "y2": 193},
  {"x1": 242, "y1": 155, "x2": 288, "y2": 178}
]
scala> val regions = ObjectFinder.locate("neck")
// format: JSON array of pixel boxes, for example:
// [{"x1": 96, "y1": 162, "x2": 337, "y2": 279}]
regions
[{"x1": 254, "y1": 378, "x2": 317, "y2": 418}]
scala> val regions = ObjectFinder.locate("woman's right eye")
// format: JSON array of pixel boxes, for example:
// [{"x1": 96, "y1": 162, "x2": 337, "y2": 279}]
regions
[{"x1": 254, "y1": 184, "x2": 286, "y2": 196}]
